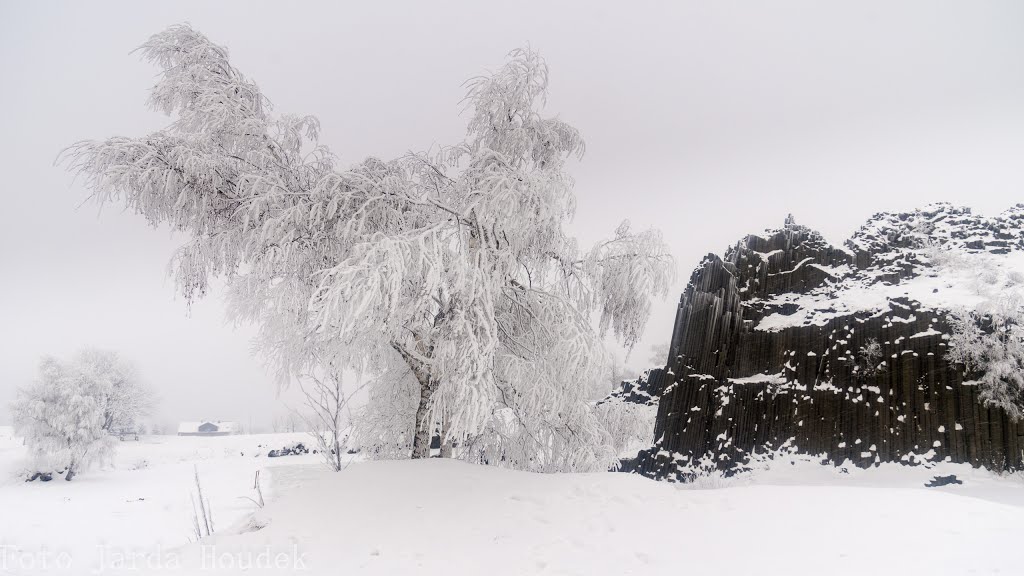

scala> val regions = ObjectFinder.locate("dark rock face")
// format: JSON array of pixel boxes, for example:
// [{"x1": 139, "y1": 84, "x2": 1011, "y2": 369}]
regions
[
  {"x1": 601, "y1": 369, "x2": 668, "y2": 407},
  {"x1": 635, "y1": 204, "x2": 1024, "y2": 479}
]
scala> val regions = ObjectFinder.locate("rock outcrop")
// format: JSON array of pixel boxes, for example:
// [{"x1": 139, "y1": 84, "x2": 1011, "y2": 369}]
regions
[{"x1": 634, "y1": 203, "x2": 1024, "y2": 479}]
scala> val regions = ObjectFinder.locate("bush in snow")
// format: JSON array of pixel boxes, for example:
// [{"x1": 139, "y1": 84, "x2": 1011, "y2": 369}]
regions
[
  {"x1": 64, "y1": 25, "x2": 674, "y2": 472},
  {"x1": 856, "y1": 338, "x2": 885, "y2": 377}
]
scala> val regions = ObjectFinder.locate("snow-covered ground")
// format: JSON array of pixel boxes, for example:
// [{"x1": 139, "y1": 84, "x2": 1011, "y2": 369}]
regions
[
  {"x1": 0, "y1": 429, "x2": 331, "y2": 575},
  {"x1": 2, "y1": 430, "x2": 1023, "y2": 575}
]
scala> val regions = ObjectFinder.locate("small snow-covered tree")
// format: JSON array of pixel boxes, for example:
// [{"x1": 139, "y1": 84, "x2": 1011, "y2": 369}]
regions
[
  {"x1": 12, "y1": 356, "x2": 116, "y2": 480},
  {"x1": 925, "y1": 240, "x2": 1024, "y2": 419},
  {"x1": 11, "y1": 349, "x2": 151, "y2": 479},
  {"x1": 607, "y1": 355, "x2": 631, "y2": 393},
  {"x1": 272, "y1": 412, "x2": 300, "y2": 433},
  {"x1": 595, "y1": 393, "x2": 657, "y2": 459},
  {"x1": 947, "y1": 294, "x2": 1024, "y2": 419},
  {"x1": 648, "y1": 342, "x2": 671, "y2": 367},
  {"x1": 76, "y1": 348, "x2": 154, "y2": 433},
  {"x1": 856, "y1": 338, "x2": 884, "y2": 377},
  {"x1": 65, "y1": 25, "x2": 674, "y2": 472},
  {"x1": 295, "y1": 356, "x2": 367, "y2": 471}
]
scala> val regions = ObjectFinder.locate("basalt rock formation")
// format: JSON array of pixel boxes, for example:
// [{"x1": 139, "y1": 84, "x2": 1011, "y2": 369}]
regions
[{"x1": 633, "y1": 203, "x2": 1024, "y2": 480}]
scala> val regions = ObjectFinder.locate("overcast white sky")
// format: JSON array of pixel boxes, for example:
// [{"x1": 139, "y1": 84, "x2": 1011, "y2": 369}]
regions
[{"x1": 2, "y1": 0, "x2": 1023, "y2": 429}]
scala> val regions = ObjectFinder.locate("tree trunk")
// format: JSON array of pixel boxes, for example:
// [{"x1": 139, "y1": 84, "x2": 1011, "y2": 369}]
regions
[
  {"x1": 332, "y1": 432, "x2": 343, "y2": 472},
  {"x1": 439, "y1": 418, "x2": 453, "y2": 458},
  {"x1": 411, "y1": 376, "x2": 434, "y2": 459},
  {"x1": 439, "y1": 438, "x2": 454, "y2": 458},
  {"x1": 392, "y1": 340, "x2": 437, "y2": 459},
  {"x1": 65, "y1": 461, "x2": 77, "y2": 481}
]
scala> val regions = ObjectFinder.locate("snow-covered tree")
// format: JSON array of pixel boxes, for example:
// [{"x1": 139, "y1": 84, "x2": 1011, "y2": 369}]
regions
[
  {"x1": 12, "y1": 357, "x2": 115, "y2": 480},
  {"x1": 922, "y1": 238, "x2": 1024, "y2": 419},
  {"x1": 947, "y1": 294, "x2": 1024, "y2": 419},
  {"x1": 648, "y1": 342, "x2": 671, "y2": 367},
  {"x1": 77, "y1": 348, "x2": 154, "y2": 433},
  {"x1": 295, "y1": 357, "x2": 366, "y2": 471},
  {"x1": 272, "y1": 412, "x2": 300, "y2": 434},
  {"x1": 595, "y1": 393, "x2": 658, "y2": 459},
  {"x1": 607, "y1": 355, "x2": 631, "y2": 394},
  {"x1": 64, "y1": 25, "x2": 674, "y2": 472},
  {"x1": 11, "y1": 349, "x2": 151, "y2": 480},
  {"x1": 856, "y1": 338, "x2": 884, "y2": 377}
]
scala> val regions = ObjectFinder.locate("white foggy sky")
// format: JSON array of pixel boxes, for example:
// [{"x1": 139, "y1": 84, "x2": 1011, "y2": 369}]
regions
[{"x1": 2, "y1": 1, "x2": 1023, "y2": 428}]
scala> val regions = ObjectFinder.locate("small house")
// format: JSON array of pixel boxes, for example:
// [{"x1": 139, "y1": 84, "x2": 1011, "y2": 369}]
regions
[{"x1": 177, "y1": 421, "x2": 239, "y2": 437}]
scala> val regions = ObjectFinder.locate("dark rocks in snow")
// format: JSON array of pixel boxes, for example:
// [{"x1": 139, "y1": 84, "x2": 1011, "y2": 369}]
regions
[
  {"x1": 26, "y1": 472, "x2": 53, "y2": 482},
  {"x1": 267, "y1": 442, "x2": 310, "y2": 457},
  {"x1": 925, "y1": 475, "x2": 962, "y2": 487},
  {"x1": 616, "y1": 458, "x2": 638, "y2": 473},
  {"x1": 600, "y1": 369, "x2": 669, "y2": 408},
  {"x1": 633, "y1": 205, "x2": 1024, "y2": 480}
]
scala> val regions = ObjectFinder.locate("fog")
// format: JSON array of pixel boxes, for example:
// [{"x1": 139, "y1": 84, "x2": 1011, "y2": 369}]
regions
[{"x1": 2, "y1": 0, "x2": 1023, "y2": 429}]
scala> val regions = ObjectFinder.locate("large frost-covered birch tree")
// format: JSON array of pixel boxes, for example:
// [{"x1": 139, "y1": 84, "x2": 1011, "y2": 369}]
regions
[{"x1": 65, "y1": 25, "x2": 674, "y2": 472}]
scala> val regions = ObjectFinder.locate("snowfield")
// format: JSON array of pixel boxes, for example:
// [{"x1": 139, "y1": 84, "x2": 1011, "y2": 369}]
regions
[
  {"x1": 0, "y1": 430, "x2": 325, "y2": 574},
  {"x1": 2, "y1": 430, "x2": 1023, "y2": 575}
]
